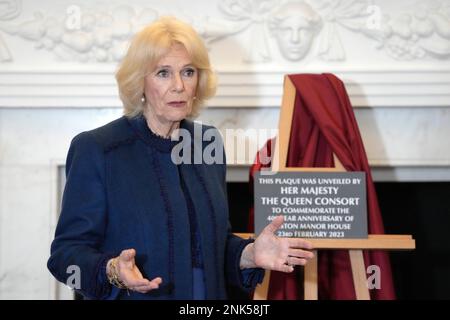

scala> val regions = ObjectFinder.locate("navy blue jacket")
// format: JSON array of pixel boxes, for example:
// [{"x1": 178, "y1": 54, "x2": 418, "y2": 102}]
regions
[{"x1": 47, "y1": 115, "x2": 263, "y2": 300}]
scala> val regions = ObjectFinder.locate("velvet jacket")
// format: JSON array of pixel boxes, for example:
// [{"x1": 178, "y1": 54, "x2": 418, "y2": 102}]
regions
[{"x1": 47, "y1": 115, "x2": 263, "y2": 300}]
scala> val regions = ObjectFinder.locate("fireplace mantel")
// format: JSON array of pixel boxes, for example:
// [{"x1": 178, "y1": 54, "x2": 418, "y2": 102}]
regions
[{"x1": 1, "y1": 67, "x2": 449, "y2": 108}]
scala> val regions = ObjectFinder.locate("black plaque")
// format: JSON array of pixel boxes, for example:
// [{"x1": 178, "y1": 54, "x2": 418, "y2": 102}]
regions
[{"x1": 254, "y1": 172, "x2": 367, "y2": 238}]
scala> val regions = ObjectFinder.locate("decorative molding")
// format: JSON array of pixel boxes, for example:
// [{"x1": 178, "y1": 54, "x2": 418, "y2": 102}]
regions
[
  {"x1": 0, "y1": 0, "x2": 449, "y2": 108},
  {"x1": 0, "y1": 0, "x2": 21, "y2": 62},
  {"x1": 0, "y1": 0, "x2": 450, "y2": 63},
  {"x1": 0, "y1": 67, "x2": 449, "y2": 108},
  {"x1": 0, "y1": 3, "x2": 158, "y2": 63}
]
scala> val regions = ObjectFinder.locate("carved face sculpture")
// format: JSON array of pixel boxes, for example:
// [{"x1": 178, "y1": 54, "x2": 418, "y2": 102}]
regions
[{"x1": 270, "y1": 1, "x2": 322, "y2": 61}]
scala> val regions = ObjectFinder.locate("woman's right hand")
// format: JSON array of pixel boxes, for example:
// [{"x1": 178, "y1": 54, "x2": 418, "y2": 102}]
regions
[{"x1": 107, "y1": 248, "x2": 162, "y2": 294}]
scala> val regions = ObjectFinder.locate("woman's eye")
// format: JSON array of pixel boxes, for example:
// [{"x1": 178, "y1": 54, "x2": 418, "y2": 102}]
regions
[
  {"x1": 183, "y1": 68, "x2": 196, "y2": 77},
  {"x1": 156, "y1": 69, "x2": 170, "y2": 78}
]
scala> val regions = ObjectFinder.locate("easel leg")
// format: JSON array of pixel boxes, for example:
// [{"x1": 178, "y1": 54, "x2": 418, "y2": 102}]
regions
[
  {"x1": 304, "y1": 250, "x2": 318, "y2": 300},
  {"x1": 349, "y1": 250, "x2": 370, "y2": 300}
]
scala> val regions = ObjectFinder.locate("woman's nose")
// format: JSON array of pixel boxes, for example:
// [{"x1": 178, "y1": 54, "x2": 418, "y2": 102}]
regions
[{"x1": 172, "y1": 74, "x2": 185, "y2": 92}]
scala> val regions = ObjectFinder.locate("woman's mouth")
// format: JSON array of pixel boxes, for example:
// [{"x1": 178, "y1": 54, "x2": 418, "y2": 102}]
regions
[{"x1": 167, "y1": 101, "x2": 186, "y2": 108}]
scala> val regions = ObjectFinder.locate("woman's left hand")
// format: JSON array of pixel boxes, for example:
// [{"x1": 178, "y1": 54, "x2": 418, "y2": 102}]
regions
[{"x1": 240, "y1": 215, "x2": 314, "y2": 272}]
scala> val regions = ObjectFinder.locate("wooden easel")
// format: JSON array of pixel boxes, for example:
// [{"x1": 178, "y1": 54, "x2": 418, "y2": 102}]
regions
[{"x1": 240, "y1": 76, "x2": 415, "y2": 300}]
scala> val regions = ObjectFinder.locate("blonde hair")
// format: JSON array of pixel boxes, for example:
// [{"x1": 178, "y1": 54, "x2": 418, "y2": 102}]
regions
[{"x1": 116, "y1": 16, "x2": 217, "y2": 118}]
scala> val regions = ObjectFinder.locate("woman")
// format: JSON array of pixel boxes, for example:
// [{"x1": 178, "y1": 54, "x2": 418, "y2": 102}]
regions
[{"x1": 47, "y1": 16, "x2": 314, "y2": 300}]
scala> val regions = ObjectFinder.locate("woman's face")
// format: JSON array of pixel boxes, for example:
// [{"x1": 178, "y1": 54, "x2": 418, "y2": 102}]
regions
[{"x1": 144, "y1": 43, "x2": 198, "y2": 125}]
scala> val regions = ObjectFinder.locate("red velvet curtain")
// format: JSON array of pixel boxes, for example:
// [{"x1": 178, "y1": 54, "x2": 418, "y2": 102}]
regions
[{"x1": 249, "y1": 74, "x2": 395, "y2": 299}]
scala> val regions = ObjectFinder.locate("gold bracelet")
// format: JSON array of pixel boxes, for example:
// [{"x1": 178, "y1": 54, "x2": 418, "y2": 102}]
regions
[{"x1": 107, "y1": 258, "x2": 127, "y2": 289}]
